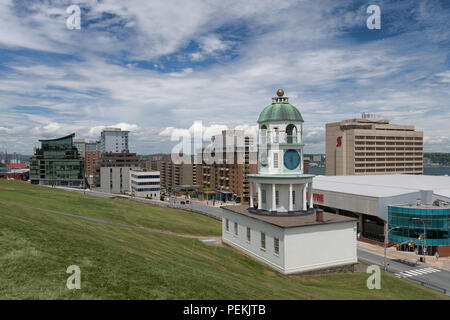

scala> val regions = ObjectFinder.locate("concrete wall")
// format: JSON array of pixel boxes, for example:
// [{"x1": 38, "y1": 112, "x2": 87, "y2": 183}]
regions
[
  {"x1": 100, "y1": 166, "x2": 138, "y2": 193},
  {"x1": 284, "y1": 221, "x2": 357, "y2": 273}
]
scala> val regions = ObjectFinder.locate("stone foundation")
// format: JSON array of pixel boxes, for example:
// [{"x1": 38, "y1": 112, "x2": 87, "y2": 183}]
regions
[{"x1": 292, "y1": 263, "x2": 357, "y2": 276}]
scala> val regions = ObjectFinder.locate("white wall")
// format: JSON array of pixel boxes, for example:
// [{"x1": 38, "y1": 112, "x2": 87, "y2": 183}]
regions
[
  {"x1": 313, "y1": 189, "x2": 379, "y2": 218},
  {"x1": 222, "y1": 208, "x2": 357, "y2": 274},
  {"x1": 284, "y1": 221, "x2": 357, "y2": 273},
  {"x1": 260, "y1": 183, "x2": 306, "y2": 212},
  {"x1": 222, "y1": 209, "x2": 286, "y2": 273}
]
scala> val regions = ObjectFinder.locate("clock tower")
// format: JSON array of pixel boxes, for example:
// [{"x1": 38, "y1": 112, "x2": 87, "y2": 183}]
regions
[{"x1": 249, "y1": 89, "x2": 315, "y2": 213}]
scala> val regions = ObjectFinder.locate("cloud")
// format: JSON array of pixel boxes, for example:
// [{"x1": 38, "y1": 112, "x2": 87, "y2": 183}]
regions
[{"x1": 0, "y1": 0, "x2": 449, "y2": 155}]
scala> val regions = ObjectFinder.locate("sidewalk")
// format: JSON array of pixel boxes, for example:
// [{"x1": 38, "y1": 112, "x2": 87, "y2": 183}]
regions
[{"x1": 358, "y1": 241, "x2": 450, "y2": 271}]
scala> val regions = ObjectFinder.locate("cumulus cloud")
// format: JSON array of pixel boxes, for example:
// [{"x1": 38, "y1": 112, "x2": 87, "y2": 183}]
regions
[{"x1": 0, "y1": 0, "x2": 449, "y2": 155}]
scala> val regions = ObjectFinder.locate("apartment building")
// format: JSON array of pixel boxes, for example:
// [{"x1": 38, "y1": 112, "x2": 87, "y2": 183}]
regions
[
  {"x1": 99, "y1": 127, "x2": 129, "y2": 153},
  {"x1": 326, "y1": 113, "x2": 423, "y2": 176},
  {"x1": 148, "y1": 156, "x2": 200, "y2": 189},
  {"x1": 200, "y1": 130, "x2": 257, "y2": 203}
]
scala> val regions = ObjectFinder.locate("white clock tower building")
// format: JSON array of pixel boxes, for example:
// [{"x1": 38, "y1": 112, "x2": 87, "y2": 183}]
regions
[
  {"x1": 221, "y1": 90, "x2": 357, "y2": 275},
  {"x1": 249, "y1": 88, "x2": 314, "y2": 213}
]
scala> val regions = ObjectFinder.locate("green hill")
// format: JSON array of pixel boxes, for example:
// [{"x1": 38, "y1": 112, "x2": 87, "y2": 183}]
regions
[{"x1": 0, "y1": 180, "x2": 447, "y2": 299}]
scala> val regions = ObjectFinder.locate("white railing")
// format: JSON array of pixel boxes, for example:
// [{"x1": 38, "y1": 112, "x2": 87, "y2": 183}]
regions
[{"x1": 259, "y1": 131, "x2": 301, "y2": 144}]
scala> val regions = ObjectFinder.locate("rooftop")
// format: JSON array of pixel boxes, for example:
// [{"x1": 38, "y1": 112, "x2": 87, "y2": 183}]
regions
[
  {"x1": 313, "y1": 174, "x2": 450, "y2": 199},
  {"x1": 222, "y1": 205, "x2": 355, "y2": 228},
  {"x1": 257, "y1": 90, "x2": 304, "y2": 123}
]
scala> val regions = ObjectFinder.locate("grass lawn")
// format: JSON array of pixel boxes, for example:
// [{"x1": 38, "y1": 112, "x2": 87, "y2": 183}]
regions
[{"x1": 0, "y1": 180, "x2": 447, "y2": 299}]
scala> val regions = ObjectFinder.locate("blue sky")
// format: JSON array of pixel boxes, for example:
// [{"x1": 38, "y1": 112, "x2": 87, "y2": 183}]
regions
[{"x1": 0, "y1": 0, "x2": 449, "y2": 154}]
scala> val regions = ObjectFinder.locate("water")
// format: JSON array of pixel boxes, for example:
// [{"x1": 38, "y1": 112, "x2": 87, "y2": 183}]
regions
[{"x1": 307, "y1": 166, "x2": 450, "y2": 176}]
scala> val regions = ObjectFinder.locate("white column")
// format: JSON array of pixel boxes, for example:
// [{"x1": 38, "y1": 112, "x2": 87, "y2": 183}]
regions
[
  {"x1": 257, "y1": 183, "x2": 262, "y2": 210},
  {"x1": 308, "y1": 182, "x2": 313, "y2": 209},
  {"x1": 272, "y1": 183, "x2": 276, "y2": 212},
  {"x1": 302, "y1": 184, "x2": 307, "y2": 211},
  {"x1": 289, "y1": 184, "x2": 293, "y2": 212},
  {"x1": 250, "y1": 182, "x2": 254, "y2": 208}
]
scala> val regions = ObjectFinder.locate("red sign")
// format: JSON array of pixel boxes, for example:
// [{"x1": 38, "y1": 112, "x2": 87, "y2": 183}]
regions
[
  {"x1": 306, "y1": 192, "x2": 324, "y2": 203},
  {"x1": 336, "y1": 136, "x2": 342, "y2": 147}
]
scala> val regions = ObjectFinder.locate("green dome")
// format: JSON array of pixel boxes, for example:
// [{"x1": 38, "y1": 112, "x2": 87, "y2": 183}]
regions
[{"x1": 257, "y1": 102, "x2": 304, "y2": 123}]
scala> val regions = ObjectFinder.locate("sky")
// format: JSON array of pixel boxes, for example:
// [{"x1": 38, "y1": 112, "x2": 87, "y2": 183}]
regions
[{"x1": 0, "y1": 0, "x2": 449, "y2": 155}]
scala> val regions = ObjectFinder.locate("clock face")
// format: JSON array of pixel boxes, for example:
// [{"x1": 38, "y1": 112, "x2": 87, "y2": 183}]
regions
[{"x1": 284, "y1": 149, "x2": 300, "y2": 170}]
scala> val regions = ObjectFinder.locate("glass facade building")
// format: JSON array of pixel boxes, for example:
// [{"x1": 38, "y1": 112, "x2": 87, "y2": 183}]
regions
[
  {"x1": 30, "y1": 133, "x2": 85, "y2": 187},
  {"x1": 388, "y1": 205, "x2": 450, "y2": 248}
]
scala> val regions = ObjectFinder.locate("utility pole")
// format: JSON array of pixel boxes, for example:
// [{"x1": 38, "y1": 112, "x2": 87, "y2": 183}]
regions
[{"x1": 384, "y1": 226, "x2": 400, "y2": 270}]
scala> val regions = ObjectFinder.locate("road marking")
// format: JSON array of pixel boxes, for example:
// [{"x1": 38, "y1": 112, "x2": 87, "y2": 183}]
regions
[{"x1": 396, "y1": 267, "x2": 441, "y2": 278}]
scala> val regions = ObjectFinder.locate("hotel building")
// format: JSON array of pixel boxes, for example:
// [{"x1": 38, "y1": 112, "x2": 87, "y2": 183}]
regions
[{"x1": 326, "y1": 113, "x2": 423, "y2": 176}]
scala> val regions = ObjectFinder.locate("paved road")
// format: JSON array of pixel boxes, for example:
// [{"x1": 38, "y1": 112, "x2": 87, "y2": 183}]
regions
[
  {"x1": 358, "y1": 248, "x2": 450, "y2": 296},
  {"x1": 60, "y1": 188, "x2": 223, "y2": 220}
]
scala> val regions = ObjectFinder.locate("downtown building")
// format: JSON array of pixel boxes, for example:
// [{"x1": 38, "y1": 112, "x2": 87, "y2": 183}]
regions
[
  {"x1": 73, "y1": 138, "x2": 101, "y2": 186},
  {"x1": 148, "y1": 156, "x2": 201, "y2": 190},
  {"x1": 198, "y1": 130, "x2": 258, "y2": 203},
  {"x1": 326, "y1": 113, "x2": 423, "y2": 176},
  {"x1": 99, "y1": 127, "x2": 129, "y2": 153},
  {"x1": 130, "y1": 170, "x2": 161, "y2": 199},
  {"x1": 94, "y1": 152, "x2": 140, "y2": 193},
  {"x1": 30, "y1": 133, "x2": 84, "y2": 187}
]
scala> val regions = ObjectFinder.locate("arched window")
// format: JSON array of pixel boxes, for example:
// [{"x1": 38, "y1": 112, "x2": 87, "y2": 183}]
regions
[
  {"x1": 286, "y1": 124, "x2": 297, "y2": 143},
  {"x1": 260, "y1": 125, "x2": 267, "y2": 145}
]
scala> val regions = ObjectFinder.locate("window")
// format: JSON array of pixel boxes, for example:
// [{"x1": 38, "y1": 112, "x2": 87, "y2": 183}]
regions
[
  {"x1": 292, "y1": 190, "x2": 295, "y2": 204},
  {"x1": 225, "y1": 219, "x2": 229, "y2": 231},
  {"x1": 274, "y1": 238, "x2": 279, "y2": 255},
  {"x1": 275, "y1": 191, "x2": 279, "y2": 206},
  {"x1": 273, "y1": 152, "x2": 279, "y2": 168},
  {"x1": 234, "y1": 222, "x2": 238, "y2": 235},
  {"x1": 261, "y1": 232, "x2": 266, "y2": 250},
  {"x1": 246, "y1": 227, "x2": 251, "y2": 242},
  {"x1": 262, "y1": 190, "x2": 266, "y2": 204}
]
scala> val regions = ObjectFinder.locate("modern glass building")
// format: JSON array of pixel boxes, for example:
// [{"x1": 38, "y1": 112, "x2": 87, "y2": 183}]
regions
[
  {"x1": 30, "y1": 133, "x2": 85, "y2": 187},
  {"x1": 388, "y1": 202, "x2": 450, "y2": 257}
]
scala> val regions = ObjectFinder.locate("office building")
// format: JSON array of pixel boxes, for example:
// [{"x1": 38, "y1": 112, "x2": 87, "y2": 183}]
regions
[
  {"x1": 130, "y1": 170, "x2": 161, "y2": 198},
  {"x1": 30, "y1": 133, "x2": 84, "y2": 187},
  {"x1": 326, "y1": 113, "x2": 423, "y2": 176},
  {"x1": 99, "y1": 128, "x2": 129, "y2": 153},
  {"x1": 222, "y1": 90, "x2": 357, "y2": 274},
  {"x1": 94, "y1": 152, "x2": 140, "y2": 193}
]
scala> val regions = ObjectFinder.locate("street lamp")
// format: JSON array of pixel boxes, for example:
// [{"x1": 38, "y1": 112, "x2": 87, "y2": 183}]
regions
[
  {"x1": 409, "y1": 217, "x2": 427, "y2": 263},
  {"x1": 384, "y1": 226, "x2": 400, "y2": 270}
]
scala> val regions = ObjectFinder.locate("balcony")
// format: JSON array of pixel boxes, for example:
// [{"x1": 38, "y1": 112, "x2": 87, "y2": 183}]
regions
[{"x1": 259, "y1": 131, "x2": 302, "y2": 145}]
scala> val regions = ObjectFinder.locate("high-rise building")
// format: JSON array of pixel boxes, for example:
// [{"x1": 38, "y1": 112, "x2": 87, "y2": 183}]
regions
[
  {"x1": 326, "y1": 113, "x2": 423, "y2": 176},
  {"x1": 30, "y1": 133, "x2": 84, "y2": 187},
  {"x1": 152, "y1": 156, "x2": 200, "y2": 189},
  {"x1": 199, "y1": 130, "x2": 257, "y2": 203},
  {"x1": 99, "y1": 128, "x2": 129, "y2": 153}
]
